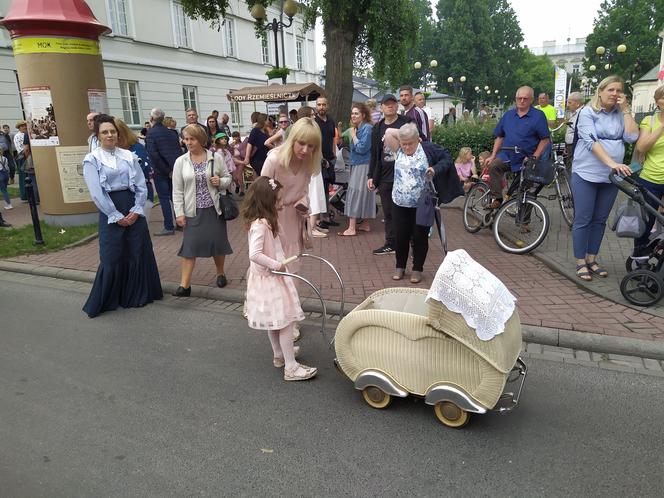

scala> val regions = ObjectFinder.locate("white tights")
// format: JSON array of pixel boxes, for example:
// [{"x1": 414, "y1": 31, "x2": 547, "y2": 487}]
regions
[{"x1": 268, "y1": 322, "x2": 297, "y2": 370}]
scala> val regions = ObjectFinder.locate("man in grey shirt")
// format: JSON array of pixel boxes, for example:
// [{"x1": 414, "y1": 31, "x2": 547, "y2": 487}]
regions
[{"x1": 565, "y1": 92, "x2": 584, "y2": 169}]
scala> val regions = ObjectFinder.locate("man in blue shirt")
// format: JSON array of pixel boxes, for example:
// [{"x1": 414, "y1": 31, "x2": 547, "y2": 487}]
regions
[{"x1": 486, "y1": 86, "x2": 550, "y2": 208}]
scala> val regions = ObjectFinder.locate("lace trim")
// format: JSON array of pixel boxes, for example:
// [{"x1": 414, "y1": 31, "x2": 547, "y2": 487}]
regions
[{"x1": 426, "y1": 249, "x2": 516, "y2": 341}]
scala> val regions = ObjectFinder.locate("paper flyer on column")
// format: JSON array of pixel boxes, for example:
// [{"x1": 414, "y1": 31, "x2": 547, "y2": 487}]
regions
[{"x1": 21, "y1": 86, "x2": 60, "y2": 146}]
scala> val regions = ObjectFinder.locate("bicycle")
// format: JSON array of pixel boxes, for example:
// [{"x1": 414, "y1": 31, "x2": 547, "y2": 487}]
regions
[
  {"x1": 545, "y1": 143, "x2": 575, "y2": 228},
  {"x1": 462, "y1": 146, "x2": 550, "y2": 254}
]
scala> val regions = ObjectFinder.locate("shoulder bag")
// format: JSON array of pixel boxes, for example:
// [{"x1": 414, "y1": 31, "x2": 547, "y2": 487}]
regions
[{"x1": 209, "y1": 158, "x2": 238, "y2": 221}]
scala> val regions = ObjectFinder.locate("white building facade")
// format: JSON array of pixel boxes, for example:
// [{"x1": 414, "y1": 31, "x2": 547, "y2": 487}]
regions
[
  {"x1": 530, "y1": 38, "x2": 586, "y2": 76},
  {"x1": 0, "y1": 0, "x2": 318, "y2": 135}
]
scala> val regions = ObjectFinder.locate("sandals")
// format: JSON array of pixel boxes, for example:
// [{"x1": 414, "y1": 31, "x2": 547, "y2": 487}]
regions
[
  {"x1": 586, "y1": 261, "x2": 608, "y2": 278},
  {"x1": 392, "y1": 268, "x2": 405, "y2": 281},
  {"x1": 284, "y1": 363, "x2": 318, "y2": 381},
  {"x1": 273, "y1": 346, "x2": 300, "y2": 368},
  {"x1": 337, "y1": 230, "x2": 357, "y2": 237},
  {"x1": 576, "y1": 264, "x2": 592, "y2": 282}
]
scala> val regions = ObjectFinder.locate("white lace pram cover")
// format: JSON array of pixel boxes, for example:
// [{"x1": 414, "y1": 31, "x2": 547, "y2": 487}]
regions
[{"x1": 426, "y1": 249, "x2": 517, "y2": 341}]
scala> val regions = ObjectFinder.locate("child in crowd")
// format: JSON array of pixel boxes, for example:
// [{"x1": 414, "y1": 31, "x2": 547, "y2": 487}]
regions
[
  {"x1": 478, "y1": 150, "x2": 492, "y2": 182},
  {"x1": 242, "y1": 176, "x2": 317, "y2": 381},
  {"x1": 454, "y1": 147, "x2": 477, "y2": 192},
  {"x1": 213, "y1": 133, "x2": 236, "y2": 173}
]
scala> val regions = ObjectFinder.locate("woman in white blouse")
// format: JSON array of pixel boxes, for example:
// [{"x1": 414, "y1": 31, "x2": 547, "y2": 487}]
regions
[{"x1": 82, "y1": 114, "x2": 163, "y2": 318}]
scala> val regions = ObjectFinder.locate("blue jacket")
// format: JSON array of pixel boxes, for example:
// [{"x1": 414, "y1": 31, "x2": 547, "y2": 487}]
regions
[
  {"x1": 145, "y1": 123, "x2": 183, "y2": 176},
  {"x1": 350, "y1": 122, "x2": 373, "y2": 165}
]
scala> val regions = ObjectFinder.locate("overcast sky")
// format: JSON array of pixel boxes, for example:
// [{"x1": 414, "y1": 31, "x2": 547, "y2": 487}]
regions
[{"x1": 315, "y1": 0, "x2": 604, "y2": 69}]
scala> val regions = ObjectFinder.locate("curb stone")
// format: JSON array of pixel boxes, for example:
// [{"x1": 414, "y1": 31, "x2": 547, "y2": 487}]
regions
[{"x1": 0, "y1": 259, "x2": 662, "y2": 360}]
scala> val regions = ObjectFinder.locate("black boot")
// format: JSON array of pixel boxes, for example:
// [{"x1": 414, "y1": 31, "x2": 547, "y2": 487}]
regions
[{"x1": 0, "y1": 213, "x2": 11, "y2": 228}]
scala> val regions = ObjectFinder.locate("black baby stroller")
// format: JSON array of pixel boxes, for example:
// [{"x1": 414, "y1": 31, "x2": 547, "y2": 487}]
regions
[
  {"x1": 610, "y1": 171, "x2": 664, "y2": 307},
  {"x1": 329, "y1": 145, "x2": 351, "y2": 216}
]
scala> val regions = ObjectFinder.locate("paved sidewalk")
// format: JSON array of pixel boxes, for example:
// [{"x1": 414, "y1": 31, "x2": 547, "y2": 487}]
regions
[{"x1": 4, "y1": 192, "x2": 664, "y2": 343}]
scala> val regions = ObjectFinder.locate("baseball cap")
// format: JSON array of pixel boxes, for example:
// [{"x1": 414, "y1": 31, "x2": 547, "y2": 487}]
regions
[
  {"x1": 381, "y1": 94, "x2": 398, "y2": 104},
  {"x1": 214, "y1": 132, "x2": 228, "y2": 139}
]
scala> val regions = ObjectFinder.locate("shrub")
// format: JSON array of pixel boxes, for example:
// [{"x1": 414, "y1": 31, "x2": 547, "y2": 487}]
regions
[{"x1": 432, "y1": 121, "x2": 496, "y2": 160}]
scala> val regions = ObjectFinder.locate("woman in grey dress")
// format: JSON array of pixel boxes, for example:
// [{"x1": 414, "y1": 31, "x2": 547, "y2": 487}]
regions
[
  {"x1": 172, "y1": 124, "x2": 233, "y2": 296},
  {"x1": 338, "y1": 103, "x2": 376, "y2": 236}
]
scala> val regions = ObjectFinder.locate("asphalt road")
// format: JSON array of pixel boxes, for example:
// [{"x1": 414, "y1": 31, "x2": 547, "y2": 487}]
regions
[{"x1": 1, "y1": 276, "x2": 663, "y2": 497}]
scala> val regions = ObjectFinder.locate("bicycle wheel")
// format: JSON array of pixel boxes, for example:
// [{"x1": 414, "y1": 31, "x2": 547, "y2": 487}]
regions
[
  {"x1": 555, "y1": 167, "x2": 574, "y2": 228},
  {"x1": 462, "y1": 181, "x2": 491, "y2": 233},
  {"x1": 493, "y1": 198, "x2": 550, "y2": 254}
]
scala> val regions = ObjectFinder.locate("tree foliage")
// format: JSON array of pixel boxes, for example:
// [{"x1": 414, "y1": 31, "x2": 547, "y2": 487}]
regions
[
  {"x1": 179, "y1": 0, "x2": 418, "y2": 120},
  {"x1": 582, "y1": 0, "x2": 664, "y2": 85},
  {"x1": 512, "y1": 50, "x2": 556, "y2": 98}
]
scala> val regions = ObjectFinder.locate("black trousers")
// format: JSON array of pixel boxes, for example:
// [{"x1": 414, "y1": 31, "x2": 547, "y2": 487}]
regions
[
  {"x1": 378, "y1": 182, "x2": 395, "y2": 247},
  {"x1": 393, "y1": 204, "x2": 429, "y2": 271}
]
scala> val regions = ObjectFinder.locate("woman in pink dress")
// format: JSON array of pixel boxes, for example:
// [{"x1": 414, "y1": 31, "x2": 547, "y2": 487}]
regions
[
  {"x1": 261, "y1": 117, "x2": 323, "y2": 264},
  {"x1": 242, "y1": 176, "x2": 316, "y2": 381}
]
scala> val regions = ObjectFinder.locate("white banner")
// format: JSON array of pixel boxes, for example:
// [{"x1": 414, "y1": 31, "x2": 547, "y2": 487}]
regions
[{"x1": 554, "y1": 66, "x2": 567, "y2": 119}]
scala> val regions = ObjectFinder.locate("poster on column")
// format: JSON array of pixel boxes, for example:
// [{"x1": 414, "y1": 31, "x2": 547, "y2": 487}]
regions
[
  {"x1": 87, "y1": 89, "x2": 109, "y2": 114},
  {"x1": 21, "y1": 86, "x2": 60, "y2": 146},
  {"x1": 55, "y1": 146, "x2": 92, "y2": 203}
]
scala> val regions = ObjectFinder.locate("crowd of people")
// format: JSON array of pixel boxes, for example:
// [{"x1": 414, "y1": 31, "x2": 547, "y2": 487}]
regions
[{"x1": 5, "y1": 74, "x2": 663, "y2": 381}]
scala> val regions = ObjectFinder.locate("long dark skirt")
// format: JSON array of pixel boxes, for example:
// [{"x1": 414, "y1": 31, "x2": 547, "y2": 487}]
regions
[{"x1": 83, "y1": 190, "x2": 163, "y2": 318}]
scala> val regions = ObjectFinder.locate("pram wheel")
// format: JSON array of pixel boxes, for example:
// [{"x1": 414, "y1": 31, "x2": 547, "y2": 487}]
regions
[
  {"x1": 625, "y1": 255, "x2": 651, "y2": 272},
  {"x1": 620, "y1": 269, "x2": 664, "y2": 307},
  {"x1": 434, "y1": 401, "x2": 470, "y2": 428},
  {"x1": 362, "y1": 387, "x2": 392, "y2": 409}
]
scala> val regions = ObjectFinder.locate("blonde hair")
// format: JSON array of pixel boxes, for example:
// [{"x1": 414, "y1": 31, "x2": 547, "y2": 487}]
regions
[
  {"x1": 478, "y1": 150, "x2": 491, "y2": 160},
  {"x1": 456, "y1": 146, "x2": 472, "y2": 163},
  {"x1": 114, "y1": 118, "x2": 138, "y2": 148},
  {"x1": 654, "y1": 85, "x2": 664, "y2": 103},
  {"x1": 590, "y1": 75, "x2": 624, "y2": 112},
  {"x1": 276, "y1": 117, "x2": 322, "y2": 175},
  {"x1": 182, "y1": 123, "x2": 208, "y2": 147},
  {"x1": 164, "y1": 116, "x2": 176, "y2": 128}
]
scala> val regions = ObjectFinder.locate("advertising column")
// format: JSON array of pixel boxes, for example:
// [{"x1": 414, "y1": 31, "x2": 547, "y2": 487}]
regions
[{"x1": 0, "y1": 0, "x2": 110, "y2": 225}]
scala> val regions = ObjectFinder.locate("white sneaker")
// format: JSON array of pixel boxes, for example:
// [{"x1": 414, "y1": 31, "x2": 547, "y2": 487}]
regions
[{"x1": 4, "y1": 204, "x2": 12, "y2": 210}]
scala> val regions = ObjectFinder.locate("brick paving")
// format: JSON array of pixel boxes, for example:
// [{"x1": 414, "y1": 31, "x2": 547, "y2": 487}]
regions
[{"x1": 3, "y1": 189, "x2": 664, "y2": 342}]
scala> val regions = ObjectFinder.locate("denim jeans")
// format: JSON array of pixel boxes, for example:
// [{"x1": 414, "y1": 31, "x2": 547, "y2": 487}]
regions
[
  {"x1": 571, "y1": 173, "x2": 618, "y2": 260},
  {"x1": 0, "y1": 169, "x2": 10, "y2": 205},
  {"x1": 633, "y1": 177, "x2": 664, "y2": 254},
  {"x1": 153, "y1": 170, "x2": 174, "y2": 231}
]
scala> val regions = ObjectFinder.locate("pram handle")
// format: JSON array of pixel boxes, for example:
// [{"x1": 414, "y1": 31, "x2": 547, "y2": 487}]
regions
[{"x1": 609, "y1": 171, "x2": 664, "y2": 224}]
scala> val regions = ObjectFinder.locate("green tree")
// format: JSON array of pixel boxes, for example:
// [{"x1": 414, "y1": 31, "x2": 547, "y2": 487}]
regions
[
  {"x1": 512, "y1": 50, "x2": 556, "y2": 98},
  {"x1": 583, "y1": 0, "x2": 664, "y2": 86},
  {"x1": 432, "y1": 0, "x2": 524, "y2": 110},
  {"x1": 178, "y1": 0, "x2": 418, "y2": 121}
]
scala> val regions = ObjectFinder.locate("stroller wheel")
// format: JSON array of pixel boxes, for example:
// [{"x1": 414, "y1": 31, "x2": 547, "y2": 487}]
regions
[
  {"x1": 625, "y1": 255, "x2": 651, "y2": 272},
  {"x1": 620, "y1": 270, "x2": 664, "y2": 307},
  {"x1": 434, "y1": 401, "x2": 470, "y2": 428},
  {"x1": 362, "y1": 386, "x2": 392, "y2": 409}
]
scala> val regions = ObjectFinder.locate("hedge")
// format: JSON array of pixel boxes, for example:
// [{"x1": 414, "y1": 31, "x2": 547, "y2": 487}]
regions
[{"x1": 432, "y1": 120, "x2": 570, "y2": 161}]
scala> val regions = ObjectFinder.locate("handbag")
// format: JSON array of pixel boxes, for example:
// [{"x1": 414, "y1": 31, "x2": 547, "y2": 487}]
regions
[
  {"x1": 416, "y1": 181, "x2": 438, "y2": 227},
  {"x1": 209, "y1": 158, "x2": 238, "y2": 221},
  {"x1": 611, "y1": 199, "x2": 647, "y2": 238}
]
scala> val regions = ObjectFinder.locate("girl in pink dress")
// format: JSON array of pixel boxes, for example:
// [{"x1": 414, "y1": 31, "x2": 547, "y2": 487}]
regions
[{"x1": 242, "y1": 176, "x2": 317, "y2": 381}]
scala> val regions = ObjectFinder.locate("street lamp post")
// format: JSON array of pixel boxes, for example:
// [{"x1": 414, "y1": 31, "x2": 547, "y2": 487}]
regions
[
  {"x1": 413, "y1": 60, "x2": 438, "y2": 92},
  {"x1": 590, "y1": 44, "x2": 627, "y2": 81},
  {"x1": 251, "y1": 0, "x2": 298, "y2": 84}
]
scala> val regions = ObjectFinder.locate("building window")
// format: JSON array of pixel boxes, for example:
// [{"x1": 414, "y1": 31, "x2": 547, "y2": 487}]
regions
[
  {"x1": 230, "y1": 97, "x2": 241, "y2": 128},
  {"x1": 172, "y1": 1, "x2": 191, "y2": 48},
  {"x1": 296, "y1": 38, "x2": 304, "y2": 70},
  {"x1": 261, "y1": 37, "x2": 270, "y2": 64},
  {"x1": 225, "y1": 18, "x2": 236, "y2": 57},
  {"x1": 119, "y1": 80, "x2": 140, "y2": 125},
  {"x1": 572, "y1": 64, "x2": 580, "y2": 75},
  {"x1": 108, "y1": 0, "x2": 130, "y2": 37},
  {"x1": 182, "y1": 85, "x2": 198, "y2": 111}
]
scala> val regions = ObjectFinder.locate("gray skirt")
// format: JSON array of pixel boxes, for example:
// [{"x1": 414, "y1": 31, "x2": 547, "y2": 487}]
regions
[
  {"x1": 178, "y1": 206, "x2": 233, "y2": 258},
  {"x1": 345, "y1": 163, "x2": 376, "y2": 219}
]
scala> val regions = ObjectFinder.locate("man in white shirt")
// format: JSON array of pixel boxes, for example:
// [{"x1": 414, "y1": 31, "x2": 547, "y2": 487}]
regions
[
  {"x1": 414, "y1": 92, "x2": 435, "y2": 137},
  {"x1": 86, "y1": 112, "x2": 100, "y2": 152},
  {"x1": 564, "y1": 92, "x2": 584, "y2": 169}
]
